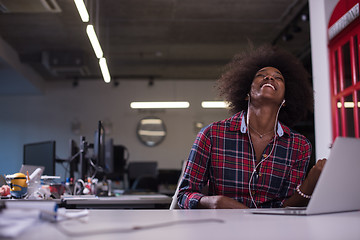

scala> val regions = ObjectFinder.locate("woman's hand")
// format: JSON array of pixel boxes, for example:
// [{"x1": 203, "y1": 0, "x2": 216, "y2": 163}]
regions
[
  {"x1": 304, "y1": 158, "x2": 327, "y2": 194},
  {"x1": 198, "y1": 195, "x2": 249, "y2": 209},
  {"x1": 283, "y1": 158, "x2": 327, "y2": 207}
]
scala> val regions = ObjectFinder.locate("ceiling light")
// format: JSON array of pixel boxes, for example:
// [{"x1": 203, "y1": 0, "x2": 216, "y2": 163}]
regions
[
  {"x1": 201, "y1": 101, "x2": 229, "y2": 108},
  {"x1": 86, "y1": 25, "x2": 103, "y2": 58},
  {"x1": 301, "y1": 13, "x2": 309, "y2": 22},
  {"x1": 337, "y1": 102, "x2": 360, "y2": 108},
  {"x1": 99, "y1": 58, "x2": 111, "y2": 83},
  {"x1": 74, "y1": 0, "x2": 89, "y2": 22},
  {"x1": 130, "y1": 101, "x2": 190, "y2": 109}
]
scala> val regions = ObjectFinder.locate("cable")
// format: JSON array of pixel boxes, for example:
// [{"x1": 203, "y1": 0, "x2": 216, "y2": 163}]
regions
[
  {"x1": 74, "y1": 179, "x2": 86, "y2": 195},
  {"x1": 247, "y1": 98, "x2": 285, "y2": 208},
  {"x1": 69, "y1": 150, "x2": 82, "y2": 162},
  {"x1": 59, "y1": 162, "x2": 70, "y2": 179},
  {"x1": 54, "y1": 218, "x2": 224, "y2": 237},
  {"x1": 88, "y1": 157, "x2": 105, "y2": 179}
]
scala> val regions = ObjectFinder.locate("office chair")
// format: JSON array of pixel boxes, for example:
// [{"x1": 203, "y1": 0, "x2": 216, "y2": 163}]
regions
[
  {"x1": 169, "y1": 160, "x2": 209, "y2": 210},
  {"x1": 131, "y1": 175, "x2": 158, "y2": 192},
  {"x1": 127, "y1": 161, "x2": 158, "y2": 192},
  {"x1": 169, "y1": 161, "x2": 187, "y2": 210}
]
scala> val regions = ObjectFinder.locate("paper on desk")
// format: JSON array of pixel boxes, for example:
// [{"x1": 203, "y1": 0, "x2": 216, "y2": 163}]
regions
[
  {"x1": 0, "y1": 209, "x2": 40, "y2": 238},
  {"x1": 57, "y1": 208, "x2": 89, "y2": 221},
  {"x1": 0, "y1": 201, "x2": 58, "y2": 238},
  {"x1": 0, "y1": 203, "x2": 89, "y2": 238},
  {"x1": 6, "y1": 201, "x2": 58, "y2": 221}
]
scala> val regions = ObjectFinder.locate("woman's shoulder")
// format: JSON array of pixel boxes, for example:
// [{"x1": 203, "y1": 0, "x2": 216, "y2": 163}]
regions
[
  {"x1": 286, "y1": 126, "x2": 312, "y2": 149},
  {"x1": 201, "y1": 112, "x2": 243, "y2": 132}
]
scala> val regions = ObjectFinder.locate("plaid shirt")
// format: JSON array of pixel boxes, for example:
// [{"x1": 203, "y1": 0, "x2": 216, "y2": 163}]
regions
[{"x1": 177, "y1": 111, "x2": 311, "y2": 209}]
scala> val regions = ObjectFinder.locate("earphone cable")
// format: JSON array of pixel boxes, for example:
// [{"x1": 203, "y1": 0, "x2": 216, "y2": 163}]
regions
[{"x1": 247, "y1": 98, "x2": 285, "y2": 208}]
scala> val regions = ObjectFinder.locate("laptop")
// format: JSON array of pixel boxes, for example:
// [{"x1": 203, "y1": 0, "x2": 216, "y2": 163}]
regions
[
  {"x1": 19, "y1": 164, "x2": 44, "y2": 179},
  {"x1": 250, "y1": 137, "x2": 360, "y2": 215}
]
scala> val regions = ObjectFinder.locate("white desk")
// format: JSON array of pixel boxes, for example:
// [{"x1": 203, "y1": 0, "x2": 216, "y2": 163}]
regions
[
  {"x1": 62, "y1": 194, "x2": 172, "y2": 209},
  {"x1": 14, "y1": 209, "x2": 360, "y2": 240}
]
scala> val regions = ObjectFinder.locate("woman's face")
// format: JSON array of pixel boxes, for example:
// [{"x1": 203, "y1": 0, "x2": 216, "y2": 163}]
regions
[{"x1": 249, "y1": 66, "x2": 285, "y2": 105}]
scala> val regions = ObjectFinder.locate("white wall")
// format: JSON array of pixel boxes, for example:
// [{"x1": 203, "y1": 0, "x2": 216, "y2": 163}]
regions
[
  {"x1": 0, "y1": 35, "x2": 44, "y2": 95},
  {"x1": 309, "y1": 0, "x2": 339, "y2": 160},
  {"x1": 0, "y1": 79, "x2": 229, "y2": 178}
]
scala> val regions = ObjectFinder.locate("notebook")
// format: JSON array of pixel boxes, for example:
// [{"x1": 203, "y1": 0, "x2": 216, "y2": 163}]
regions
[{"x1": 250, "y1": 137, "x2": 360, "y2": 215}]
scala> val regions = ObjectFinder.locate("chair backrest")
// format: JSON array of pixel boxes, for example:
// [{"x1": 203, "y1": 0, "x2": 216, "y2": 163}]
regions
[
  {"x1": 169, "y1": 160, "x2": 188, "y2": 210},
  {"x1": 127, "y1": 161, "x2": 158, "y2": 189},
  {"x1": 131, "y1": 175, "x2": 158, "y2": 192},
  {"x1": 169, "y1": 160, "x2": 209, "y2": 210}
]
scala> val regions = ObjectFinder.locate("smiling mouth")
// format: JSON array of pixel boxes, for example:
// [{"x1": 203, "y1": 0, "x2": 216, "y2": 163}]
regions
[{"x1": 261, "y1": 83, "x2": 276, "y2": 91}]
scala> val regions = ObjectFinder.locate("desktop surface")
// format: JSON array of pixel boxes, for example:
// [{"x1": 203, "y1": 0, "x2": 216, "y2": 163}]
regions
[
  {"x1": 62, "y1": 193, "x2": 172, "y2": 209},
  {"x1": 12, "y1": 209, "x2": 360, "y2": 240},
  {"x1": 0, "y1": 194, "x2": 172, "y2": 209}
]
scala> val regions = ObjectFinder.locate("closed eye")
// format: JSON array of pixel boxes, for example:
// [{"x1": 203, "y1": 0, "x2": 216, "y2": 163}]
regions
[{"x1": 274, "y1": 76, "x2": 284, "y2": 81}]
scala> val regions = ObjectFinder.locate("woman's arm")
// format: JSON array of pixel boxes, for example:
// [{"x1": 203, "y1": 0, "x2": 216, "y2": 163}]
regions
[
  {"x1": 198, "y1": 195, "x2": 249, "y2": 209},
  {"x1": 283, "y1": 158, "x2": 326, "y2": 207},
  {"x1": 177, "y1": 128, "x2": 212, "y2": 208}
]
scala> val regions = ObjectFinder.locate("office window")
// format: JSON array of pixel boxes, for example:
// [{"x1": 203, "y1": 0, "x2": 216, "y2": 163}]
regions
[
  {"x1": 328, "y1": 0, "x2": 360, "y2": 140},
  {"x1": 329, "y1": 33, "x2": 360, "y2": 139}
]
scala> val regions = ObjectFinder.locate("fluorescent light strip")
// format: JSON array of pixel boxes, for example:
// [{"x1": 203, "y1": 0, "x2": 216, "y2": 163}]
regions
[
  {"x1": 201, "y1": 101, "x2": 229, "y2": 108},
  {"x1": 337, "y1": 102, "x2": 360, "y2": 108},
  {"x1": 130, "y1": 101, "x2": 190, "y2": 109},
  {"x1": 86, "y1": 25, "x2": 103, "y2": 59},
  {"x1": 74, "y1": 0, "x2": 89, "y2": 22},
  {"x1": 99, "y1": 58, "x2": 111, "y2": 83}
]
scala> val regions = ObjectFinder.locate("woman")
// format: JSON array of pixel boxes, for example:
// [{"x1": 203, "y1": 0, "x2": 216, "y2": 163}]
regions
[{"x1": 177, "y1": 45, "x2": 326, "y2": 209}]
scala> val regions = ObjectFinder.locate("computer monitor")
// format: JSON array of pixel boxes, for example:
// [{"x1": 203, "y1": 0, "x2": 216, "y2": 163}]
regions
[
  {"x1": 114, "y1": 145, "x2": 128, "y2": 179},
  {"x1": 93, "y1": 121, "x2": 105, "y2": 173},
  {"x1": 76, "y1": 121, "x2": 106, "y2": 180},
  {"x1": 104, "y1": 139, "x2": 128, "y2": 181},
  {"x1": 93, "y1": 121, "x2": 106, "y2": 177},
  {"x1": 105, "y1": 138, "x2": 114, "y2": 174},
  {"x1": 23, "y1": 141, "x2": 56, "y2": 176},
  {"x1": 77, "y1": 121, "x2": 126, "y2": 180},
  {"x1": 69, "y1": 139, "x2": 80, "y2": 179}
]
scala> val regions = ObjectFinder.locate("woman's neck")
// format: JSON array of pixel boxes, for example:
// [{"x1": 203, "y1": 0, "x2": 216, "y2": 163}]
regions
[{"x1": 247, "y1": 104, "x2": 278, "y2": 133}]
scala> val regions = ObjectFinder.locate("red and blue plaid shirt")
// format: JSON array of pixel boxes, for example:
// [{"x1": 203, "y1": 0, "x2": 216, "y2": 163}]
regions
[{"x1": 177, "y1": 111, "x2": 311, "y2": 209}]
